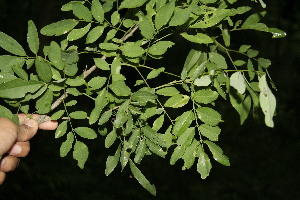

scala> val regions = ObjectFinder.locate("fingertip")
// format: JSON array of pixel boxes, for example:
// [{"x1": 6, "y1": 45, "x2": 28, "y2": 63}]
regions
[
  {"x1": 0, "y1": 171, "x2": 6, "y2": 185},
  {"x1": 39, "y1": 120, "x2": 58, "y2": 130}
]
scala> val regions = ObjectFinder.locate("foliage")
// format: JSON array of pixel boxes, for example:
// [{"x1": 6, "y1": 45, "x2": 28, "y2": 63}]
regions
[{"x1": 0, "y1": 0, "x2": 285, "y2": 195}]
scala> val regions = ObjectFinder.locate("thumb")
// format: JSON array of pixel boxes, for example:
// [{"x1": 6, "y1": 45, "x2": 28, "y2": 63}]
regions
[{"x1": 17, "y1": 119, "x2": 39, "y2": 142}]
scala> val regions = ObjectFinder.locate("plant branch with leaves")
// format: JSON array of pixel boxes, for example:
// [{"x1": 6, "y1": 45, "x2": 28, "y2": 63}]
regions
[{"x1": 0, "y1": 0, "x2": 285, "y2": 195}]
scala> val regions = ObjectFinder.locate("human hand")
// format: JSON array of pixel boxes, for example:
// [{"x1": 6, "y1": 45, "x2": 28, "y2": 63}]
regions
[{"x1": 0, "y1": 114, "x2": 58, "y2": 184}]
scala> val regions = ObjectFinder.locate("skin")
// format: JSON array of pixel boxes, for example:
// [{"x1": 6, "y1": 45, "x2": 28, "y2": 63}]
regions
[{"x1": 0, "y1": 114, "x2": 58, "y2": 185}]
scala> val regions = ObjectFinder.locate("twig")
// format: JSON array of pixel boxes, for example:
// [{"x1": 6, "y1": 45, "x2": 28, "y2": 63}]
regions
[{"x1": 50, "y1": 24, "x2": 140, "y2": 111}]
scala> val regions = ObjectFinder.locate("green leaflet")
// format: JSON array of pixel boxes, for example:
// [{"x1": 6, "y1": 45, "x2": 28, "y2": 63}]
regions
[
  {"x1": 61, "y1": 1, "x2": 92, "y2": 22},
  {"x1": 199, "y1": 124, "x2": 221, "y2": 141},
  {"x1": 182, "y1": 139, "x2": 199, "y2": 169},
  {"x1": 169, "y1": 7, "x2": 192, "y2": 26},
  {"x1": 55, "y1": 121, "x2": 68, "y2": 138},
  {"x1": 128, "y1": 129, "x2": 140, "y2": 151},
  {"x1": 181, "y1": 33, "x2": 214, "y2": 44},
  {"x1": 146, "y1": 139, "x2": 167, "y2": 158},
  {"x1": 209, "y1": 52, "x2": 228, "y2": 69},
  {"x1": 41, "y1": 19, "x2": 79, "y2": 36},
  {"x1": 193, "y1": 89, "x2": 218, "y2": 104},
  {"x1": 35, "y1": 56, "x2": 53, "y2": 82},
  {"x1": 35, "y1": 89, "x2": 53, "y2": 114},
  {"x1": 27, "y1": 20, "x2": 39, "y2": 55},
  {"x1": 51, "y1": 110, "x2": 65, "y2": 120},
  {"x1": 164, "y1": 94, "x2": 190, "y2": 108},
  {"x1": 119, "y1": 0, "x2": 148, "y2": 9},
  {"x1": 91, "y1": 0, "x2": 104, "y2": 23},
  {"x1": 0, "y1": 31, "x2": 26, "y2": 56},
  {"x1": 0, "y1": 73, "x2": 17, "y2": 84},
  {"x1": 197, "y1": 145, "x2": 212, "y2": 179},
  {"x1": 181, "y1": 49, "x2": 202, "y2": 80},
  {"x1": 114, "y1": 100, "x2": 129, "y2": 128},
  {"x1": 89, "y1": 89, "x2": 108, "y2": 125},
  {"x1": 129, "y1": 160, "x2": 156, "y2": 196},
  {"x1": 0, "y1": 105, "x2": 18, "y2": 123},
  {"x1": 109, "y1": 80, "x2": 131, "y2": 96},
  {"x1": 194, "y1": 75, "x2": 212, "y2": 87},
  {"x1": 229, "y1": 89, "x2": 252, "y2": 125},
  {"x1": 60, "y1": 132, "x2": 74, "y2": 157},
  {"x1": 152, "y1": 114, "x2": 164, "y2": 132},
  {"x1": 131, "y1": 90, "x2": 157, "y2": 103},
  {"x1": 105, "y1": 128, "x2": 117, "y2": 148},
  {"x1": 138, "y1": 14, "x2": 154, "y2": 39},
  {"x1": 230, "y1": 72, "x2": 246, "y2": 94},
  {"x1": 105, "y1": 145, "x2": 121, "y2": 176},
  {"x1": 0, "y1": 79, "x2": 43, "y2": 99},
  {"x1": 120, "y1": 43, "x2": 145, "y2": 58},
  {"x1": 98, "y1": 110, "x2": 112, "y2": 125},
  {"x1": 73, "y1": 141, "x2": 89, "y2": 169},
  {"x1": 196, "y1": 107, "x2": 222, "y2": 126},
  {"x1": 66, "y1": 76, "x2": 85, "y2": 86},
  {"x1": 259, "y1": 74, "x2": 276, "y2": 128},
  {"x1": 69, "y1": 111, "x2": 88, "y2": 119},
  {"x1": 204, "y1": 140, "x2": 230, "y2": 166},
  {"x1": 12, "y1": 61, "x2": 28, "y2": 80},
  {"x1": 134, "y1": 138, "x2": 147, "y2": 164},
  {"x1": 86, "y1": 26, "x2": 105, "y2": 44},
  {"x1": 67, "y1": 23, "x2": 91, "y2": 41},
  {"x1": 111, "y1": 11, "x2": 120, "y2": 26},
  {"x1": 156, "y1": 87, "x2": 180, "y2": 96},
  {"x1": 49, "y1": 41, "x2": 65, "y2": 70},
  {"x1": 74, "y1": 127, "x2": 97, "y2": 139},
  {"x1": 88, "y1": 76, "x2": 107, "y2": 90},
  {"x1": 142, "y1": 126, "x2": 167, "y2": 148},
  {"x1": 120, "y1": 141, "x2": 130, "y2": 169},
  {"x1": 148, "y1": 41, "x2": 174, "y2": 56},
  {"x1": 94, "y1": 58, "x2": 110, "y2": 70},
  {"x1": 154, "y1": 1, "x2": 175, "y2": 30},
  {"x1": 172, "y1": 111, "x2": 194, "y2": 137}
]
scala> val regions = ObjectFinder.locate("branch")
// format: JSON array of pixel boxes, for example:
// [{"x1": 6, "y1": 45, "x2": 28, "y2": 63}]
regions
[{"x1": 50, "y1": 24, "x2": 140, "y2": 111}]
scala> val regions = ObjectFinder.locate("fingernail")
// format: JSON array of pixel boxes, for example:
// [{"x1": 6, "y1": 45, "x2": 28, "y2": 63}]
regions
[
  {"x1": 10, "y1": 145, "x2": 22, "y2": 155},
  {"x1": 24, "y1": 119, "x2": 37, "y2": 128}
]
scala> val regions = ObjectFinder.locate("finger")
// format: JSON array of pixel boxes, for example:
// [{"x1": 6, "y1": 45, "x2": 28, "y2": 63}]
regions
[
  {"x1": 18, "y1": 114, "x2": 58, "y2": 130},
  {"x1": 0, "y1": 171, "x2": 6, "y2": 185},
  {"x1": 17, "y1": 118, "x2": 39, "y2": 142},
  {"x1": 8, "y1": 142, "x2": 30, "y2": 157},
  {"x1": 0, "y1": 155, "x2": 20, "y2": 172},
  {"x1": 0, "y1": 118, "x2": 18, "y2": 156},
  {"x1": 39, "y1": 120, "x2": 58, "y2": 130}
]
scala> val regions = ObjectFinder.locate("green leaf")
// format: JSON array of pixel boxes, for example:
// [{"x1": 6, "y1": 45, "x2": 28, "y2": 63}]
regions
[
  {"x1": 74, "y1": 127, "x2": 97, "y2": 139},
  {"x1": 268, "y1": 28, "x2": 287, "y2": 38},
  {"x1": 0, "y1": 73, "x2": 17, "y2": 84},
  {"x1": 234, "y1": 60, "x2": 246, "y2": 66},
  {"x1": 193, "y1": 89, "x2": 218, "y2": 104},
  {"x1": 146, "y1": 139, "x2": 166, "y2": 158},
  {"x1": 128, "y1": 129, "x2": 140, "y2": 151},
  {"x1": 229, "y1": 90, "x2": 252, "y2": 125},
  {"x1": 88, "y1": 76, "x2": 107, "y2": 90},
  {"x1": 51, "y1": 110, "x2": 65, "y2": 120},
  {"x1": 169, "y1": 7, "x2": 192, "y2": 26},
  {"x1": 49, "y1": 41, "x2": 65, "y2": 70},
  {"x1": 61, "y1": 2, "x2": 92, "y2": 22},
  {"x1": 181, "y1": 33, "x2": 213, "y2": 44},
  {"x1": 86, "y1": 26, "x2": 105, "y2": 44},
  {"x1": 35, "y1": 56, "x2": 53, "y2": 83},
  {"x1": 152, "y1": 114, "x2": 164, "y2": 132},
  {"x1": 0, "y1": 79, "x2": 43, "y2": 99},
  {"x1": 60, "y1": 132, "x2": 74, "y2": 157},
  {"x1": 247, "y1": 49, "x2": 259, "y2": 58},
  {"x1": 98, "y1": 110, "x2": 112, "y2": 125},
  {"x1": 41, "y1": 19, "x2": 79, "y2": 36},
  {"x1": 129, "y1": 160, "x2": 156, "y2": 196},
  {"x1": 0, "y1": 105, "x2": 15, "y2": 122},
  {"x1": 111, "y1": 11, "x2": 120, "y2": 26},
  {"x1": 154, "y1": 1, "x2": 175, "y2": 30},
  {"x1": 0, "y1": 31, "x2": 26, "y2": 56},
  {"x1": 0, "y1": 55, "x2": 24, "y2": 72},
  {"x1": 69, "y1": 111, "x2": 88, "y2": 119},
  {"x1": 204, "y1": 140, "x2": 230, "y2": 166},
  {"x1": 156, "y1": 87, "x2": 180, "y2": 96},
  {"x1": 170, "y1": 146, "x2": 185, "y2": 165},
  {"x1": 109, "y1": 80, "x2": 131, "y2": 96},
  {"x1": 177, "y1": 127, "x2": 195, "y2": 147},
  {"x1": 209, "y1": 52, "x2": 228, "y2": 69},
  {"x1": 119, "y1": 0, "x2": 148, "y2": 9},
  {"x1": 99, "y1": 43, "x2": 119, "y2": 51},
  {"x1": 114, "y1": 101, "x2": 129, "y2": 128},
  {"x1": 134, "y1": 138, "x2": 147, "y2": 164},
  {"x1": 105, "y1": 128, "x2": 117, "y2": 148},
  {"x1": 94, "y1": 58, "x2": 110, "y2": 70},
  {"x1": 73, "y1": 141, "x2": 89, "y2": 169},
  {"x1": 12, "y1": 62, "x2": 28, "y2": 80},
  {"x1": 120, "y1": 141, "x2": 130, "y2": 169},
  {"x1": 230, "y1": 72, "x2": 246, "y2": 94},
  {"x1": 120, "y1": 43, "x2": 145, "y2": 58},
  {"x1": 142, "y1": 126, "x2": 166, "y2": 148},
  {"x1": 66, "y1": 76, "x2": 85, "y2": 86},
  {"x1": 199, "y1": 124, "x2": 221, "y2": 141},
  {"x1": 147, "y1": 67, "x2": 165, "y2": 79},
  {"x1": 196, "y1": 107, "x2": 222, "y2": 126},
  {"x1": 194, "y1": 75, "x2": 212, "y2": 87},
  {"x1": 27, "y1": 20, "x2": 39, "y2": 55},
  {"x1": 131, "y1": 91, "x2": 157, "y2": 102},
  {"x1": 259, "y1": 74, "x2": 276, "y2": 128},
  {"x1": 35, "y1": 89, "x2": 53, "y2": 114},
  {"x1": 197, "y1": 145, "x2": 212, "y2": 179},
  {"x1": 247, "y1": 59, "x2": 255, "y2": 80},
  {"x1": 67, "y1": 23, "x2": 91, "y2": 41},
  {"x1": 89, "y1": 89, "x2": 109, "y2": 124},
  {"x1": 172, "y1": 111, "x2": 194, "y2": 137},
  {"x1": 182, "y1": 139, "x2": 199, "y2": 169},
  {"x1": 138, "y1": 15, "x2": 154, "y2": 39},
  {"x1": 55, "y1": 120, "x2": 68, "y2": 138},
  {"x1": 239, "y1": 45, "x2": 251, "y2": 53},
  {"x1": 258, "y1": 58, "x2": 271, "y2": 69},
  {"x1": 164, "y1": 94, "x2": 190, "y2": 108},
  {"x1": 181, "y1": 49, "x2": 202, "y2": 79},
  {"x1": 91, "y1": 0, "x2": 104, "y2": 23},
  {"x1": 105, "y1": 145, "x2": 121, "y2": 176},
  {"x1": 61, "y1": 49, "x2": 79, "y2": 64},
  {"x1": 105, "y1": 29, "x2": 117, "y2": 42},
  {"x1": 148, "y1": 41, "x2": 174, "y2": 56}
]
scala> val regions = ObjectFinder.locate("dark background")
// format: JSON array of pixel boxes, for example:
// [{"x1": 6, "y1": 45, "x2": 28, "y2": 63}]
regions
[{"x1": 0, "y1": 0, "x2": 299, "y2": 199}]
